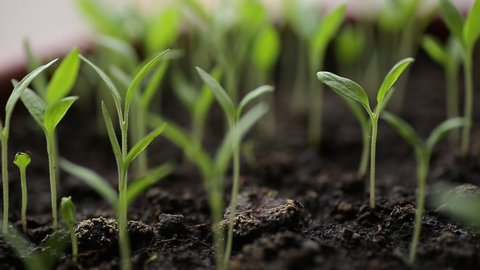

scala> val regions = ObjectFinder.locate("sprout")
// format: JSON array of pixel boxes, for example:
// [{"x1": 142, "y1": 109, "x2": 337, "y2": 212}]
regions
[
  {"x1": 13, "y1": 152, "x2": 31, "y2": 233},
  {"x1": 382, "y1": 112, "x2": 465, "y2": 264},
  {"x1": 317, "y1": 58, "x2": 414, "y2": 208},
  {"x1": 60, "y1": 197, "x2": 78, "y2": 263}
]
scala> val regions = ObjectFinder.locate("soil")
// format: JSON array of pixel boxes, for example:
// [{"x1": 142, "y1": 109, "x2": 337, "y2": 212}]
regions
[{"x1": 0, "y1": 53, "x2": 480, "y2": 270}]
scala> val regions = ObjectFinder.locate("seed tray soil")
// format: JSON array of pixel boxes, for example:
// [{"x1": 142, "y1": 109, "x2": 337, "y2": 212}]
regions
[{"x1": 1, "y1": 55, "x2": 480, "y2": 270}]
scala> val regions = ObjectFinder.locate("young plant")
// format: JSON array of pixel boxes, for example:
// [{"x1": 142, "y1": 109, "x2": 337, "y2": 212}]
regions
[
  {"x1": 0, "y1": 59, "x2": 58, "y2": 234},
  {"x1": 317, "y1": 57, "x2": 414, "y2": 208},
  {"x1": 149, "y1": 103, "x2": 268, "y2": 270},
  {"x1": 196, "y1": 67, "x2": 274, "y2": 267},
  {"x1": 60, "y1": 196, "x2": 78, "y2": 263},
  {"x1": 382, "y1": 112, "x2": 464, "y2": 264},
  {"x1": 13, "y1": 152, "x2": 31, "y2": 233},
  {"x1": 79, "y1": 51, "x2": 171, "y2": 270},
  {"x1": 439, "y1": 0, "x2": 480, "y2": 156}
]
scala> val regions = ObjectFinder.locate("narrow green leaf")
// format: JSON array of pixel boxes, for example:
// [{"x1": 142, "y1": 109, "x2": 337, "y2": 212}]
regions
[
  {"x1": 20, "y1": 89, "x2": 46, "y2": 128},
  {"x1": 172, "y1": 71, "x2": 198, "y2": 110},
  {"x1": 45, "y1": 48, "x2": 80, "y2": 105},
  {"x1": 13, "y1": 152, "x2": 31, "y2": 170},
  {"x1": 463, "y1": 0, "x2": 480, "y2": 50},
  {"x1": 6, "y1": 59, "x2": 57, "y2": 126},
  {"x1": 252, "y1": 25, "x2": 280, "y2": 72},
  {"x1": 141, "y1": 61, "x2": 169, "y2": 108},
  {"x1": 60, "y1": 197, "x2": 76, "y2": 227},
  {"x1": 196, "y1": 67, "x2": 236, "y2": 120},
  {"x1": 238, "y1": 85, "x2": 274, "y2": 115},
  {"x1": 377, "y1": 58, "x2": 414, "y2": 105},
  {"x1": 426, "y1": 117, "x2": 465, "y2": 152},
  {"x1": 60, "y1": 158, "x2": 118, "y2": 207},
  {"x1": 44, "y1": 97, "x2": 78, "y2": 133},
  {"x1": 422, "y1": 35, "x2": 448, "y2": 66},
  {"x1": 101, "y1": 102, "x2": 121, "y2": 168},
  {"x1": 382, "y1": 112, "x2": 423, "y2": 149},
  {"x1": 125, "y1": 123, "x2": 167, "y2": 167},
  {"x1": 127, "y1": 163, "x2": 174, "y2": 205},
  {"x1": 317, "y1": 71, "x2": 372, "y2": 113},
  {"x1": 145, "y1": 7, "x2": 180, "y2": 54},
  {"x1": 439, "y1": 0, "x2": 465, "y2": 42},
  {"x1": 23, "y1": 39, "x2": 48, "y2": 94}
]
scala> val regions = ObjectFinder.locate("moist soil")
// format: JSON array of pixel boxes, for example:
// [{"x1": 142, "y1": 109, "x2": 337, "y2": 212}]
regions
[{"x1": 1, "y1": 55, "x2": 480, "y2": 270}]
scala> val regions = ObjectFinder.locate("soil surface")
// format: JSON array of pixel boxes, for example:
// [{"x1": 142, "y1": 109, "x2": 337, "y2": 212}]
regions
[{"x1": 0, "y1": 55, "x2": 480, "y2": 270}]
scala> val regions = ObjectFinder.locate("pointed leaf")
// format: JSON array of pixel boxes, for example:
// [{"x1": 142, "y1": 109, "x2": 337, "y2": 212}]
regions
[
  {"x1": 101, "y1": 102, "x2": 121, "y2": 168},
  {"x1": 377, "y1": 58, "x2": 414, "y2": 105},
  {"x1": 60, "y1": 158, "x2": 118, "y2": 207},
  {"x1": 44, "y1": 97, "x2": 78, "y2": 133},
  {"x1": 45, "y1": 48, "x2": 80, "y2": 104},
  {"x1": 127, "y1": 163, "x2": 174, "y2": 205},
  {"x1": 125, "y1": 123, "x2": 167, "y2": 167},
  {"x1": 382, "y1": 112, "x2": 423, "y2": 149},
  {"x1": 196, "y1": 67, "x2": 235, "y2": 121},
  {"x1": 20, "y1": 89, "x2": 46, "y2": 128},
  {"x1": 317, "y1": 71, "x2": 372, "y2": 114},
  {"x1": 463, "y1": 0, "x2": 480, "y2": 51},
  {"x1": 422, "y1": 35, "x2": 448, "y2": 66},
  {"x1": 141, "y1": 60, "x2": 169, "y2": 108},
  {"x1": 60, "y1": 197, "x2": 76, "y2": 227},
  {"x1": 439, "y1": 0, "x2": 465, "y2": 42},
  {"x1": 238, "y1": 85, "x2": 274, "y2": 115},
  {"x1": 426, "y1": 117, "x2": 465, "y2": 152}
]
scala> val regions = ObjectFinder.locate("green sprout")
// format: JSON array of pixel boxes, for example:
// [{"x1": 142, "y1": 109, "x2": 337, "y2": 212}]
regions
[
  {"x1": 1, "y1": 59, "x2": 58, "y2": 234},
  {"x1": 13, "y1": 152, "x2": 31, "y2": 233},
  {"x1": 60, "y1": 196, "x2": 78, "y2": 263},
  {"x1": 79, "y1": 51, "x2": 171, "y2": 270},
  {"x1": 382, "y1": 112, "x2": 464, "y2": 264},
  {"x1": 439, "y1": 0, "x2": 480, "y2": 156},
  {"x1": 196, "y1": 67, "x2": 274, "y2": 267},
  {"x1": 317, "y1": 57, "x2": 414, "y2": 208}
]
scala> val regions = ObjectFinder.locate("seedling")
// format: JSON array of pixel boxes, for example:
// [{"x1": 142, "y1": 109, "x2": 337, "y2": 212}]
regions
[
  {"x1": 0, "y1": 59, "x2": 57, "y2": 234},
  {"x1": 60, "y1": 196, "x2": 78, "y2": 263},
  {"x1": 382, "y1": 112, "x2": 464, "y2": 264},
  {"x1": 196, "y1": 67, "x2": 274, "y2": 267},
  {"x1": 79, "y1": 52, "x2": 172, "y2": 270},
  {"x1": 317, "y1": 58, "x2": 414, "y2": 208},
  {"x1": 439, "y1": 0, "x2": 480, "y2": 156},
  {"x1": 13, "y1": 152, "x2": 31, "y2": 233}
]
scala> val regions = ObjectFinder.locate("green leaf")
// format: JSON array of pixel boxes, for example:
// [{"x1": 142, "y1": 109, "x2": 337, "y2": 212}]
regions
[
  {"x1": 60, "y1": 197, "x2": 76, "y2": 227},
  {"x1": 125, "y1": 123, "x2": 167, "y2": 167},
  {"x1": 463, "y1": 0, "x2": 480, "y2": 50},
  {"x1": 439, "y1": 0, "x2": 465, "y2": 42},
  {"x1": 172, "y1": 71, "x2": 198, "y2": 110},
  {"x1": 101, "y1": 102, "x2": 121, "y2": 169},
  {"x1": 145, "y1": 7, "x2": 180, "y2": 54},
  {"x1": 377, "y1": 58, "x2": 414, "y2": 105},
  {"x1": 141, "y1": 60, "x2": 169, "y2": 108},
  {"x1": 196, "y1": 67, "x2": 236, "y2": 120},
  {"x1": 60, "y1": 158, "x2": 118, "y2": 207},
  {"x1": 13, "y1": 152, "x2": 31, "y2": 170},
  {"x1": 317, "y1": 71, "x2": 372, "y2": 114},
  {"x1": 426, "y1": 117, "x2": 465, "y2": 152},
  {"x1": 238, "y1": 85, "x2": 274, "y2": 116},
  {"x1": 20, "y1": 89, "x2": 47, "y2": 128},
  {"x1": 44, "y1": 97, "x2": 78, "y2": 133},
  {"x1": 382, "y1": 112, "x2": 422, "y2": 149},
  {"x1": 23, "y1": 39, "x2": 48, "y2": 94},
  {"x1": 252, "y1": 25, "x2": 280, "y2": 72},
  {"x1": 6, "y1": 59, "x2": 57, "y2": 127},
  {"x1": 45, "y1": 48, "x2": 80, "y2": 105},
  {"x1": 422, "y1": 35, "x2": 447, "y2": 66},
  {"x1": 124, "y1": 50, "x2": 169, "y2": 120},
  {"x1": 126, "y1": 163, "x2": 174, "y2": 205}
]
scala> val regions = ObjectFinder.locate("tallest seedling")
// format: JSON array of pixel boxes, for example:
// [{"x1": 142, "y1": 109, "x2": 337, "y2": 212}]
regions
[
  {"x1": 439, "y1": 0, "x2": 480, "y2": 156},
  {"x1": 317, "y1": 58, "x2": 414, "y2": 208}
]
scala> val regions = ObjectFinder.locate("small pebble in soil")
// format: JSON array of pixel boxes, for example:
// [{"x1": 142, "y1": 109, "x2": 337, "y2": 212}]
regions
[{"x1": 155, "y1": 213, "x2": 187, "y2": 238}]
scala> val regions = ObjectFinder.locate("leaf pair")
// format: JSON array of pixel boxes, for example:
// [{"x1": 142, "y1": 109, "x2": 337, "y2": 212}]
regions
[{"x1": 440, "y1": 0, "x2": 480, "y2": 52}]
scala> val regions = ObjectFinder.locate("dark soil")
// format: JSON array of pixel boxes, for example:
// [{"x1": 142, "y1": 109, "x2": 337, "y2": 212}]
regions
[{"x1": 1, "y1": 54, "x2": 480, "y2": 270}]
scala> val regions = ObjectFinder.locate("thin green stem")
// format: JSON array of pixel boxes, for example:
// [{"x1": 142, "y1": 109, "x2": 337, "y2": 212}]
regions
[
  {"x1": 69, "y1": 225, "x2": 78, "y2": 263},
  {"x1": 119, "y1": 124, "x2": 131, "y2": 270},
  {"x1": 2, "y1": 133, "x2": 9, "y2": 234},
  {"x1": 369, "y1": 118, "x2": 378, "y2": 208},
  {"x1": 461, "y1": 53, "x2": 473, "y2": 157},
  {"x1": 46, "y1": 131, "x2": 58, "y2": 231},
  {"x1": 209, "y1": 187, "x2": 225, "y2": 270},
  {"x1": 358, "y1": 124, "x2": 371, "y2": 179},
  {"x1": 445, "y1": 65, "x2": 459, "y2": 119},
  {"x1": 20, "y1": 164, "x2": 27, "y2": 233}
]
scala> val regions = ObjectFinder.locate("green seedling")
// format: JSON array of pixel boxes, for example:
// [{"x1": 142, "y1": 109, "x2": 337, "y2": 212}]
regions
[
  {"x1": 196, "y1": 67, "x2": 274, "y2": 267},
  {"x1": 13, "y1": 152, "x2": 31, "y2": 233},
  {"x1": 422, "y1": 35, "x2": 463, "y2": 121},
  {"x1": 382, "y1": 112, "x2": 464, "y2": 264},
  {"x1": 149, "y1": 103, "x2": 268, "y2": 270},
  {"x1": 439, "y1": 0, "x2": 480, "y2": 156},
  {"x1": 60, "y1": 196, "x2": 78, "y2": 263},
  {"x1": 80, "y1": 52, "x2": 171, "y2": 270},
  {"x1": 0, "y1": 59, "x2": 57, "y2": 234},
  {"x1": 317, "y1": 57, "x2": 414, "y2": 208}
]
